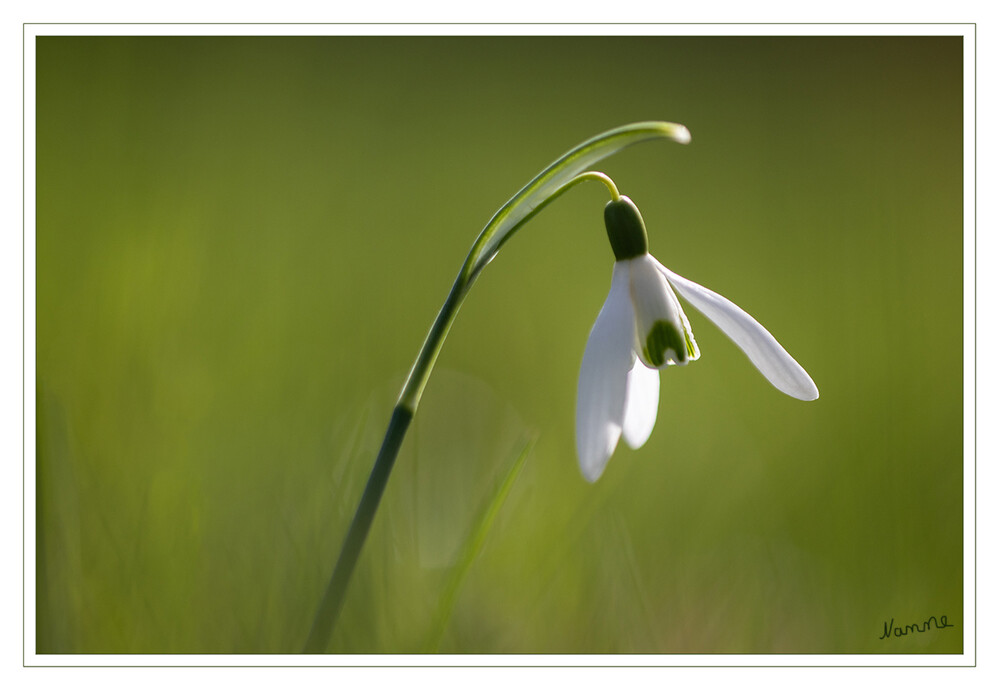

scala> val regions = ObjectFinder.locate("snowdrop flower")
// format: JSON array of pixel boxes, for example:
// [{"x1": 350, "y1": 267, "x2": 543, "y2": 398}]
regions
[{"x1": 575, "y1": 196, "x2": 819, "y2": 482}]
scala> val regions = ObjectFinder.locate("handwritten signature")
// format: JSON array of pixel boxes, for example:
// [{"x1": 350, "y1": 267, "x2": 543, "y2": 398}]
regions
[{"x1": 880, "y1": 615, "x2": 954, "y2": 640}]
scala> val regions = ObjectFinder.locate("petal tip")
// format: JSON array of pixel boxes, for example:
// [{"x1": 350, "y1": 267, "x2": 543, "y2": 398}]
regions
[
  {"x1": 580, "y1": 466, "x2": 603, "y2": 483},
  {"x1": 577, "y1": 445, "x2": 612, "y2": 483},
  {"x1": 786, "y1": 378, "x2": 819, "y2": 401}
]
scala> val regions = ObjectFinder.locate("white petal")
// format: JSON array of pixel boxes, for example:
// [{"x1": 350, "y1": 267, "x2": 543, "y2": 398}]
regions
[
  {"x1": 621, "y1": 357, "x2": 660, "y2": 450},
  {"x1": 656, "y1": 260, "x2": 819, "y2": 401},
  {"x1": 576, "y1": 263, "x2": 637, "y2": 482},
  {"x1": 627, "y1": 255, "x2": 699, "y2": 368}
]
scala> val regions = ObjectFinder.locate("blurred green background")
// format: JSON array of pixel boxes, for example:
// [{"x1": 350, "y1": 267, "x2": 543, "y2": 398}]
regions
[{"x1": 35, "y1": 35, "x2": 964, "y2": 654}]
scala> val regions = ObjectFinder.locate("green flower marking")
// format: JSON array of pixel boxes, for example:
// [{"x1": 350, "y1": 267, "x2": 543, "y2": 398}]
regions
[{"x1": 642, "y1": 319, "x2": 690, "y2": 367}]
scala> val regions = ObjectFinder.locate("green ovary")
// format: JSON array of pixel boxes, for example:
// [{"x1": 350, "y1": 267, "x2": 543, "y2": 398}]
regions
[{"x1": 643, "y1": 319, "x2": 690, "y2": 367}]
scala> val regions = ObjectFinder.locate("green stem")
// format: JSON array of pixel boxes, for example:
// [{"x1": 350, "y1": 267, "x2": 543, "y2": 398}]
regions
[
  {"x1": 302, "y1": 405, "x2": 412, "y2": 653},
  {"x1": 399, "y1": 172, "x2": 625, "y2": 412},
  {"x1": 303, "y1": 122, "x2": 691, "y2": 653},
  {"x1": 302, "y1": 175, "x2": 628, "y2": 655}
]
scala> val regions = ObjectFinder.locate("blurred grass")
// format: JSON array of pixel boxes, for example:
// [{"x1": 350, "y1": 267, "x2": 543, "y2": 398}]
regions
[{"x1": 35, "y1": 35, "x2": 963, "y2": 654}]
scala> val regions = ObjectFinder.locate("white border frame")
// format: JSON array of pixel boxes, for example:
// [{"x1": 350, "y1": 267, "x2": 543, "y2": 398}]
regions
[{"x1": 22, "y1": 22, "x2": 977, "y2": 668}]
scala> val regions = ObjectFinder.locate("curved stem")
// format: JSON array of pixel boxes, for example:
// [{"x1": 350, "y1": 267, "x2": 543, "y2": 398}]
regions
[
  {"x1": 573, "y1": 171, "x2": 621, "y2": 201},
  {"x1": 399, "y1": 170, "x2": 625, "y2": 412},
  {"x1": 460, "y1": 121, "x2": 689, "y2": 287},
  {"x1": 302, "y1": 174, "x2": 628, "y2": 655},
  {"x1": 303, "y1": 122, "x2": 691, "y2": 653}
]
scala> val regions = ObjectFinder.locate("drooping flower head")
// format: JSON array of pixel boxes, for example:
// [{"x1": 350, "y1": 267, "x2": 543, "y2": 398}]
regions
[{"x1": 575, "y1": 196, "x2": 818, "y2": 482}]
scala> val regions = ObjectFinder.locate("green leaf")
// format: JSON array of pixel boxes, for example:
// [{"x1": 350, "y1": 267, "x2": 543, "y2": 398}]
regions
[
  {"x1": 463, "y1": 121, "x2": 690, "y2": 285},
  {"x1": 424, "y1": 433, "x2": 536, "y2": 652}
]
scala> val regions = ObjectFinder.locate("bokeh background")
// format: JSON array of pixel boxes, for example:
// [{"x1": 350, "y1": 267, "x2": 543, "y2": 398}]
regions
[{"x1": 35, "y1": 35, "x2": 964, "y2": 654}]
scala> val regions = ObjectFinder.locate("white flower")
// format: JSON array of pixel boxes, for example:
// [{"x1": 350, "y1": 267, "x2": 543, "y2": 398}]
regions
[{"x1": 575, "y1": 196, "x2": 819, "y2": 482}]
